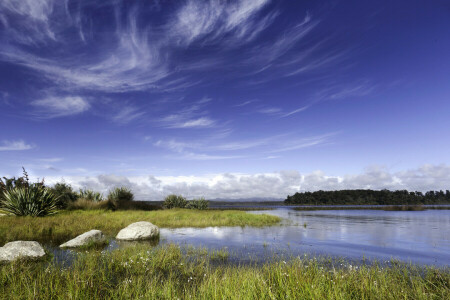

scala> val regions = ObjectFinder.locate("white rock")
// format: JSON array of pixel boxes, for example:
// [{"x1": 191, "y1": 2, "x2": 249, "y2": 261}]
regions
[
  {"x1": 60, "y1": 230, "x2": 105, "y2": 248},
  {"x1": 116, "y1": 221, "x2": 159, "y2": 241},
  {"x1": 0, "y1": 214, "x2": 6, "y2": 217},
  {"x1": 0, "y1": 241, "x2": 46, "y2": 262}
]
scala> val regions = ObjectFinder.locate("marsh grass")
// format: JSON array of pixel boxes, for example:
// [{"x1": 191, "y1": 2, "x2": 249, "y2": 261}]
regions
[
  {"x1": 383, "y1": 205, "x2": 425, "y2": 211},
  {"x1": 0, "y1": 244, "x2": 448, "y2": 299},
  {"x1": 0, "y1": 209, "x2": 280, "y2": 245}
]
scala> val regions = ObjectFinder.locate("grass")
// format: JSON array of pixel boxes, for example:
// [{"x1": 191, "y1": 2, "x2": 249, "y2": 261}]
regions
[
  {"x1": 0, "y1": 209, "x2": 280, "y2": 245},
  {"x1": 0, "y1": 244, "x2": 448, "y2": 299}
]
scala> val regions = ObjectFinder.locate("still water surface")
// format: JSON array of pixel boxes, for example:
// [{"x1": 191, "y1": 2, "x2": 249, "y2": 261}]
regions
[{"x1": 54, "y1": 208, "x2": 450, "y2": 266}]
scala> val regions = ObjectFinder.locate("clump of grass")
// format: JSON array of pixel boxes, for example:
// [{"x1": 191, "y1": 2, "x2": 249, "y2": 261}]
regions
[
  {"x1": 0, "y1": 209, "x2": 281, "y2": 245},
  {"x1": 209, "y1": 248, "x2": 229, "y2": 262},
  {"x1": 186, "y1": 197, "x2": 209, "y2": 210},
  {"x1": 163, "y1": 194, "x2": 187, "y2": 209},
  {"x1": 0, "y1": 244, "x2": 448, "y2": 299}
]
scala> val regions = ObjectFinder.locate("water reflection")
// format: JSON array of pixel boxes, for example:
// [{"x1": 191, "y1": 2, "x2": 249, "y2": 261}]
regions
[
  {"x1": 158, "y1": 208, "x2": 450, "y2": 266},
  {"x1": 49, "y1": 208, "x2": 450, "y2": 266}
]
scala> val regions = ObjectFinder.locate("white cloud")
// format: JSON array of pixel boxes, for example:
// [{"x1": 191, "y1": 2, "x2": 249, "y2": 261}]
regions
[
  {"x1": 112, "y1": 105, "x2": 145, "y2": 124},
  {"x1": 0, "y1": 140, "x2": 34, "y2": 151},
  {"x1": 177, "y1": 117, "x2": 215, "y2": 128},
  {"x1": 43, "y1": 164, "x2": 450, "y2": 200},
  {"x1": 32, "y1": 96, "x2": 90, "y2": 118}
]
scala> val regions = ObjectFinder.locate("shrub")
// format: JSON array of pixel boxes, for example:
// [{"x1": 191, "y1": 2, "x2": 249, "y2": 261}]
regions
[
  {"x1": 78, "y1": 188, "x2": 103, "y2": 202},
  {"x1": 51, "y1": 183, "x2": 78, "y2": 208},
  {"x1": 0, "y1": 185, "x2": 59, "y2": 216},
  {"x1": 163, "y1": 194, "x2": 187, "y2": 209},
  {"x1": 186, "y1": 197, "x2": 209, "y2": 210},
  {"x1": 67, "y1": 198, "x2": 110, "y2": 210},
  {"x1": 107, "y1": 187, "x2": 134, "y2": 209}
]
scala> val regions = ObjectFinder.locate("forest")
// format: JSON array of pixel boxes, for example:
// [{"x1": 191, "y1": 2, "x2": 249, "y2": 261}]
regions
[{"x1": 284, "y1": 189, "x2": 450, "y2": 205}]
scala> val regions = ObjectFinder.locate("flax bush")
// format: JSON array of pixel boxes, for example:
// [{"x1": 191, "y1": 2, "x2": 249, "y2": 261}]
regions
[
  {"x1": 163, "y1": 194, "x2": 187, "y2": 209},
  {"x1": 0, "y1": 185, "x2": 59, "y2": 216}
]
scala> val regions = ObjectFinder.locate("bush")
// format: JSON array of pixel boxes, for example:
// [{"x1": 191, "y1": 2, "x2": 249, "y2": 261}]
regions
[
  {"x1": 78, "y1": 188, "x2": 103, "y2": 202},
  {"x1": 107, "y1": 187, "x2": 134, "y2": 209},
  {"x1": 163, "y1": 194, "x2": 187, "y2": 209},
  {"x1": 0, "y1": 185, "x2": 59, "y2": 216},
  {"x1": 186, "y1": 197, "x2": 209, "y2": 210},
  {"x1": 67, "y1": 198, "x2": 110, "y2": 210},
  {"x1": 51, "y1": 183, "x2": 78, "y2": 208}
]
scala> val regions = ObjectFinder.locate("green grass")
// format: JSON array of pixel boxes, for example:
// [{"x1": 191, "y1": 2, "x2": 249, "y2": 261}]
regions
[
  {"x1": 0, "y1": 209, "x2": 280, "y2": 245},
  {"x1": 0, "y1": 244, "x2": 448, "y2": 299}
]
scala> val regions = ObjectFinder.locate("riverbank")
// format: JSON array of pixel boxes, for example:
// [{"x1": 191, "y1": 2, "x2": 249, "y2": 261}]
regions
[
  {"x1": 1, "y1": 244, "x2": 448, "y2": 299},
  {"x1": 0, "y1": 209, "x2": 280, "y2": 245}
]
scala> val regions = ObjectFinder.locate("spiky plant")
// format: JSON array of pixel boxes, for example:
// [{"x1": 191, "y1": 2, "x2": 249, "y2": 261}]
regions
[
  {"x1": 163, "y1": 194, "x2": 187, "y2": 209},
  {"x1": 0, "y1": 184, "x2": 59, "y2": 216},
  {"x1": 186, "y1": 197, "x2": 209, "y2": 210},
  {"x1": 78, "y1": 188, "x2": 103, "y2": 202}
]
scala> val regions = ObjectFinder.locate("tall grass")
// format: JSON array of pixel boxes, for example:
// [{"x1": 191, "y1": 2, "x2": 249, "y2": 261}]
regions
[
  {"x1": 0, "y1": 244, "x2": 448, "y2": 299},
  {"x1": 0, "y1": 209, "x2": 281, "y2": 245}
]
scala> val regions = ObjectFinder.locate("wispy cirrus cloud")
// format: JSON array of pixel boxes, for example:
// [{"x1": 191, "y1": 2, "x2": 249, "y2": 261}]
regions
[
  {"x1": 31, "y1": 96, "x2": 90, "y2": 118},
  {"x1": 0, "y1": 0, "x2": 332, "y2": 96},
  {"x1": 0, "y1": 140, "x2": 34, "y2": 151},
  {"x1": 111, "y1": 105, "x2": 146, "y2": 124},
  {"x1": 154, "y1": 131, "x2": 336, "y2": 160}
]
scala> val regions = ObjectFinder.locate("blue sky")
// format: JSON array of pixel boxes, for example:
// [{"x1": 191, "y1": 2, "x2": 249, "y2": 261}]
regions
[{"x1": 0, "y1": 0, "x2": 449, "y2": 200}]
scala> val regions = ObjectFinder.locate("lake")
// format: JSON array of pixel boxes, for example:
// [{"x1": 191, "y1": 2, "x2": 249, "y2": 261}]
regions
[{"x1": 53, "y1": 207, "x2": 450, "y2": 267}]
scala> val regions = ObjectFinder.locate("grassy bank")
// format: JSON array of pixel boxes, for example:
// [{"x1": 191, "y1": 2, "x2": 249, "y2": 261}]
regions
[
  {"x1": 0, "y1": 209, "x2": 280, "y2": 245},
  {"x1": 1, "y1": 244, "x2": 448, "y2": 299}
]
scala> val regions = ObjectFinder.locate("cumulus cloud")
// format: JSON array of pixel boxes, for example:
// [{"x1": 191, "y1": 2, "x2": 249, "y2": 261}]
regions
[
  {"x1": 0, "y1": 140, "x2": 34, "y2": 151},
  {"x1": 43, "y1": 164, "x2": 450, "y2": 201},
  {"x1": 32, "y1": 96, "x2": 90, "y2": 118}
]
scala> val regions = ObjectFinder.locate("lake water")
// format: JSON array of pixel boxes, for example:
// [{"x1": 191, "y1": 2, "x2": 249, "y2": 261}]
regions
[{"x1": 53, "y1": 208, "x2": 450, "y2": 267}]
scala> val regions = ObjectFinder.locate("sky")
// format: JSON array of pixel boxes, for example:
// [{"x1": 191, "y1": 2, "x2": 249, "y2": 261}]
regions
[{"x1": 0, "y1": 0, "x2": 449, "y2": 200}]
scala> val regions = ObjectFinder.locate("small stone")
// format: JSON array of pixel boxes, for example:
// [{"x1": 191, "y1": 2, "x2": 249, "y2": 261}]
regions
[
  {"x1": 0, "y1": 241, "x2": 46, "y2": 262},
  {"x1": 60, "y1": 230, "x2": 105, "y2": 248},
  {"x1": 116, "y1": 221, "x2": 159, "y2": 241}
]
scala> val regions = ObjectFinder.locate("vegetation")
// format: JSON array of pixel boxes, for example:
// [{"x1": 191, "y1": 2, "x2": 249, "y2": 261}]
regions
[
  {"x1": 0, "y1": 169, "x2": 59, "y2": 217},
  {"x1": 78, "y1": 188, "x2": 104, "y2": 202},
  {"x1": 0, "y1": 244, "x2": 448, "y2": 299},
  {"x1": 0, "y1": 209, "x2": 280, "y2": 245},
  {"x1": 107, "y1": 187, "x2": 134, "y2": 209},
  {"x1": 67, "y1": 198, "x2": 111, "y2": 211},
  {"x1": 286, "y1": 189, "x2": 450, "y2": 205},
  {"x1": 0, "y1": 185, "x2": 59, "y2": 217},
  {"x1": 163, "y1": 194, "x2": 188, "y2": 209},
  {"x1": 186, "y1": 197, "x2": 209, "y2": 210},
  {"x1": 383, "y1": 205, "x2": 425, "y2": 211},
  {"x1": 50, "y1": 182, "x2": 78, "y2": 208},
  {"x1": 163, "y1": 194, "x2": 210, "y2": 210}
]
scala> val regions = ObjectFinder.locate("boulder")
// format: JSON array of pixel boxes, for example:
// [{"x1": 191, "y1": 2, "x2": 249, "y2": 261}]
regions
[
  {"x1": 0, "y1": 241, "x2": 46, "y2": 262},
  {"x1": 60, "y1": 229, "x2": 105, "y2": 248},
  {"x1": 116, "y1": 221, "x2": 159, "y2": 241}
]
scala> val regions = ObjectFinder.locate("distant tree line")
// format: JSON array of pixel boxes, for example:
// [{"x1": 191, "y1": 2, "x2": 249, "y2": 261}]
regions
[{"x1": 285, "y1": 189, "x2": 450, "y2": 205}]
